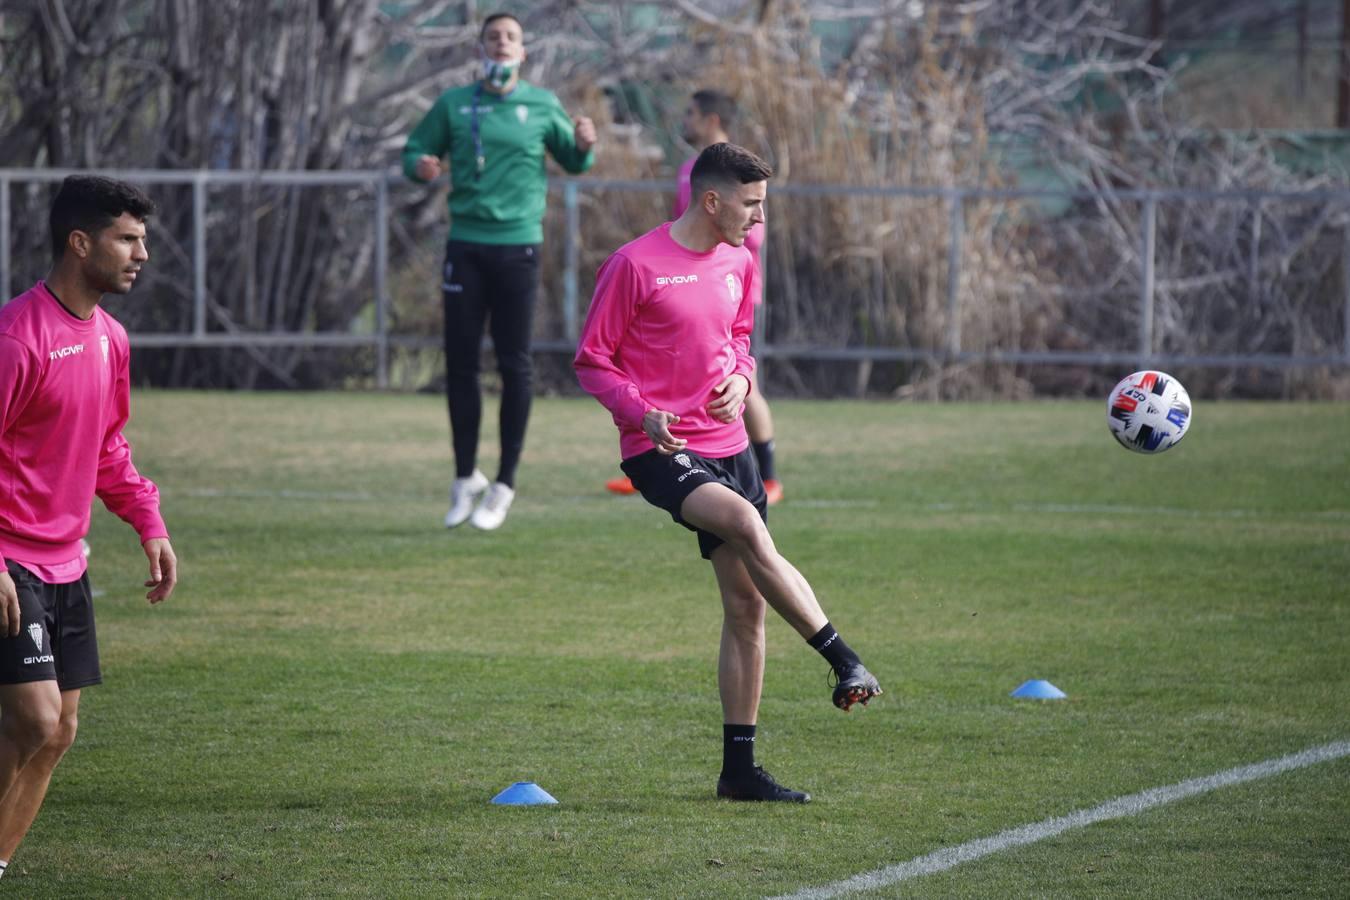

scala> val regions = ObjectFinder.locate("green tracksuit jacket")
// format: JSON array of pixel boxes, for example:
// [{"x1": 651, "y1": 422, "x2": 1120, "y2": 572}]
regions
[{"x1": 402, "y1": 80, "x2": 594, "y2": 245}]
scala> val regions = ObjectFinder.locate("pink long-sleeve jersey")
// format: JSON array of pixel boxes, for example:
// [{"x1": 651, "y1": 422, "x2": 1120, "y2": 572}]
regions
[
  {"x1": 0, "y1": 282, "x2": 167, "y2": 583},
  {"x1": 574, "y1": 223, "x2": 758, "y2": 461}
]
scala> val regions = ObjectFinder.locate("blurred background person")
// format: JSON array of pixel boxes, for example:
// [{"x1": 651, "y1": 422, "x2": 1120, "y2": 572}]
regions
[{"x1": 406, "y1": 11, "x2": 597, "y2": 531}]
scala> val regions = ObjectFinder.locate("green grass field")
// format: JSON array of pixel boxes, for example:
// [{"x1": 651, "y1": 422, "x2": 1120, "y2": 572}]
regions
[{"x1": 13, "y1": 392, "x2": 1349, "y2": 897}]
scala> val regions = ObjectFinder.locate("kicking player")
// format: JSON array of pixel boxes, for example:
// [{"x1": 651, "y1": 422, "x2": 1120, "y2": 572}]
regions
[
  {"x1": 606, "y1": 89, "x2": 784, "y2": 504},
  {"x1": 0, "y1": 175, "x2": 178, "y2": 875},
  {"x1": 575, "y1": 143, "x2": 881, "y2": 803}
]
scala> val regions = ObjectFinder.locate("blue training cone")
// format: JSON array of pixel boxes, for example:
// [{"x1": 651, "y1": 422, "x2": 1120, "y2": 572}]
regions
[
  {"x1": 1010, "y1": 679, "x2": 1067, "y2": 700},
  {"x1": 491, "y1": 781, "x2": 559, "y2": 806}
]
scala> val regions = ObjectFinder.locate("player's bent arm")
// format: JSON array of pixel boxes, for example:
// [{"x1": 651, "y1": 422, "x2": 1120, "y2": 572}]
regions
[
  {"x1": 572, "y1": 116, "x2": 597, "y2": 154},
  {"x1": 544, "y1": 97, "x2": 596, "y2": 174},
  {"x1": 573, "y1": 255, "x2": 650, "y2": 425},
  {"x1": 642, "y1": 409, "x2": 687, "y2": 455},
  {"x1": 403, "y1": 96, "x2": 453, "y2": 182},
  {"x1": 707, "y1": 373, "x2": 750, "y2": 424},
  {"x1": 413, "y1": 156, "x2": 442, "y2": 182}
]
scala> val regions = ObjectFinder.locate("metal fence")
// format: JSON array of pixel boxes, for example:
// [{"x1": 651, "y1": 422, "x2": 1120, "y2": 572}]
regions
[{"x1": 2, "y1": 167, "x2": 1348, "y2": 390}]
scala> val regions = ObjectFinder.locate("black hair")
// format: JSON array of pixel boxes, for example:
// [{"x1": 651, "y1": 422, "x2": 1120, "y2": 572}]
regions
[
  {"x1": 688, "y1": 142, "x2": 773, "y2": 199},
  {"x1": 49, "y1": 175, "x2": 156, "y2": 260},
  {"x1": 691, "y1": 89, "x2": 738, "y2": 131},
  {"x1": 480, "y1": 12, "x2": 523, "y2": 39}
]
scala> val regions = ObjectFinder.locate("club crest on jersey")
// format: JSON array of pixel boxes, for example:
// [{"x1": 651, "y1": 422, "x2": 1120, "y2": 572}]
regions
[
  {"x1": 100, "y1": 334, "x2": 110, "y2": 364},
  {"x1": 725, "y1": 274, "x2": 742, "y2": 304},
  {"x1": 28, "y1": 623, "x2": 42, "y2": 652},
  {"x1": 515, "y1": 105, "x2": 529, "y2": 124}
]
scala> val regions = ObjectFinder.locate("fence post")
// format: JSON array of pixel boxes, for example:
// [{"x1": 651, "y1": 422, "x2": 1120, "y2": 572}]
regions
[
  {"x1": 374, "y1": 177, "x2": 390, "y2": 389},
  {"x1": 946, "y1": 191, "x2": 964, "y2": 357},
  {"x1": 1344, "y1": 226, "x2": 1350, "y2": 362},
  {"x1": 0, "y1": 177, "x2": 9, "y2": 301},
  {"x1": 1138, "y1": 194, "x2": 1157, "y2": 365},
  {"x1": 1248, "y1": 200, "x2": 1262, "y2": 296},
  {"x1": 563, "y1": 180, "x2": 579, "y2": 344},
  {"x1": 192, "y1": 172, "x2": 207, "y2": 338}
]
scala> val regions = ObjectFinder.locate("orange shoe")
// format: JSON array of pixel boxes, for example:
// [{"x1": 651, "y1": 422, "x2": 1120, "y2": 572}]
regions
[
  {"x1": 606, "y1": 476, "x2": 638, "y2": 495},
  {"x1": 763, "y1": 479, "x2": 784, "y2": 505}
]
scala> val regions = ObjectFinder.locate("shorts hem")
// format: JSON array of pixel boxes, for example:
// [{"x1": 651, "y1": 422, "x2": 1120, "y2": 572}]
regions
[
  {"x1": 57, "y1": 674, "x2": 103, "y2": 691},
  {"x1": 0, "y1": 673, "x2": 58, "y2": 686}
]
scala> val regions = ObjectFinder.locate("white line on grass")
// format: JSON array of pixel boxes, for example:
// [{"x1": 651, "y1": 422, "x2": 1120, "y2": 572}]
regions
[{"x1": 776, "y1": 740, "x2": 1350, "y2": 900}]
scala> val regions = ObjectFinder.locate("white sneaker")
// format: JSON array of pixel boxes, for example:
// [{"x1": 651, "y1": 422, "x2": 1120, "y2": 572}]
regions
[
  {"x1": 445, "y1": 470, "x2": 490, "y2": 528},
  {"x1": 470, "y1": 482, "x2": 515, "y2": 530}
]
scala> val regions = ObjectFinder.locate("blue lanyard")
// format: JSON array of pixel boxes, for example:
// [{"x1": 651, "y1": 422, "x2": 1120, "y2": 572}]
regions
[
  {"x1": 470, "y1": 81, "x2": 518, "y2": 179},
  {"x1": 471, "y1": 83, "x2": 486, "y2": 178}
]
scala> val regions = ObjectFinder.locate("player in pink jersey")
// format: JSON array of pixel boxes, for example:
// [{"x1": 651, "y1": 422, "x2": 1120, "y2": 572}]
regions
[
  {"x1": 0, "y1": 176, "x2": 178, "y2": 877},
  {"x1": 576, "y1": 144, "x2": 881, "y2": 803},
  {"x1": 605, "y1": 90, "x2": 786, "y2": 503}
]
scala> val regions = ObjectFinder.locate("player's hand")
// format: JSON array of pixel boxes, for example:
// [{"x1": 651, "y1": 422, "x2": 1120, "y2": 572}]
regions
[
  {"x1": 142, "y1": 538, "x2": 178, "y2": 604},
  {"x1": 0, "y1": 571, "x2": 18, "y2": 637},
  {"x1": 642, "y1": 409, "x2": 687, "y2": 455},
  {"x1": 414, "y1": 155, "x2": 443, "y2": 181},
  {"x1": 707, "y1": 373, "x2": 750, "y2": 423},
  {"x1": 573, "y1": 116, "x2": 597, "y2": 153}
]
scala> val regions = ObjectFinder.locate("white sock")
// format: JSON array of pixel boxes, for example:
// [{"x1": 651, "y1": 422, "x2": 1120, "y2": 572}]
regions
[{"x1": 0, "y1": 859, "x2": 8, "y2": 879}]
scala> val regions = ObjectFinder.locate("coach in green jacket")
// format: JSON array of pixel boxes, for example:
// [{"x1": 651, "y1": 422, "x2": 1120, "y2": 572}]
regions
[{"x1": 404, "y1": 11, "x2": 596, "y2": 532}]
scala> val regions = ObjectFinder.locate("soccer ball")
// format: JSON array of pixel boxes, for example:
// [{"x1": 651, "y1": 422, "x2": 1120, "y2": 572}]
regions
[{"x1": 1106, "y1": 371, "x2": 1192, "y2": 453}]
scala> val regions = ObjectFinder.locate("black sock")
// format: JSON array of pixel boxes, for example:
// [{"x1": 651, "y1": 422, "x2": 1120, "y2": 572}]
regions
[
  {"x1": 721, "y1": 724, "x2": 757, "y2": 778},
  {"x1": 807, "y1": 622, "x2": 862, "y2": 673},
  {"x1": 752, "y1": 440, "x2": 776, "y2": 481}
]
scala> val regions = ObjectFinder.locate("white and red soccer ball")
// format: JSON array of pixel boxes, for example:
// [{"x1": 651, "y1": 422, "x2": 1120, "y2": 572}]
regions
[{"x1": 1106, "y1": 371, "x2": 1192, "y2": 454}]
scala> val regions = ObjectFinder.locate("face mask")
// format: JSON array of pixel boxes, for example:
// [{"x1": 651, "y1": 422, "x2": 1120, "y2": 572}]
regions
[{"x1": 482, "y1": 58, "x2": 519, "y2": 89}]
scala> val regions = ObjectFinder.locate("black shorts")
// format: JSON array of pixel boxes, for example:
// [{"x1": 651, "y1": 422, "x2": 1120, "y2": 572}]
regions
[
  {"x1": 0, "y1": 561, "x2": 102, "y2": 690},
  {"x1": 621, "y1": 446, "x2": 767, "y2": 560}
]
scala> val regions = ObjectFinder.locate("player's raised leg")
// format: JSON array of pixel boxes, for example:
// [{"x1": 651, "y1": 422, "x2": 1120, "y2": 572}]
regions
[
  {"x1": 710, "y1": 546, "x2": 809, "y2": 802},
  {"x1": 681, "y1": 483, "x2": 882, "y2": 711}
]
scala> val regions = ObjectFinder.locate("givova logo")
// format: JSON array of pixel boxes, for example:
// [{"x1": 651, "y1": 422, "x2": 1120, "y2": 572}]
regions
[
  {"x1": 49, "y1": 343, "x2": 84, "y2": 360},
  {"x1": 656, "y1": 275, "x2": 698, "y2": 286},
  {"x1": 673, "y1": 452, "x2": 707, "y2": 483}
]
